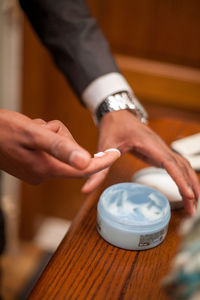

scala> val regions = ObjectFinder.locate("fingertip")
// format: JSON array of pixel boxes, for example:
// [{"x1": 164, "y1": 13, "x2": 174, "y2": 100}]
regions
[
  {"x1": 81, "y1": 186, "x2": 90, "y2": 194},
  {"x1": 81, "y1": 170, "x2": 108, "y2": 194},
  {"x1": 81, "y1": 177, "x2": 99, "y2": 194},
  {"x1": 181, "y1": 186, "x2": 195, "y2": 202},
  {"x1": 81, "y1": 180, "x2": 94, "y2": 194},
  {"x1": 184, "y1": 199, "x2": 196, "y2": 216}
]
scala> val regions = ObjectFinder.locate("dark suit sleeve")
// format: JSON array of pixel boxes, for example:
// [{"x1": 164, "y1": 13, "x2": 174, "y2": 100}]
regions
[{"x1": 19, "y1": 0, "x2": 119, "y2": 100}]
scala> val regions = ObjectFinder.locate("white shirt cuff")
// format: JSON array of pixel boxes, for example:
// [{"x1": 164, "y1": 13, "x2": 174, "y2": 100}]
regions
[{"x1": 81, "y1": 72, "x2": 133, "y2": 114}]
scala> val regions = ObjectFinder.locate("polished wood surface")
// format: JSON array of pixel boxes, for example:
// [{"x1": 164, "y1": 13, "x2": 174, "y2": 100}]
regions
[{"x1": 28, "y1": 117, "x2": 200, "y2": 300}]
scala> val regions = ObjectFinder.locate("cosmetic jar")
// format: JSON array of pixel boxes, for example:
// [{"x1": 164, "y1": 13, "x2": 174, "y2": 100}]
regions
[
  {"x1": 97, "y1": 183, "x2": 171, "y2": 250},
  {"x1": 132, "y1": 167, "x2": 183, "y2": 209}
]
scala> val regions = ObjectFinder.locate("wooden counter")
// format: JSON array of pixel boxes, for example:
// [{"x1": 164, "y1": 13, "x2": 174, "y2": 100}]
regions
[{"x1": 28, "y1": 117, "x2": 200, "y2": 300}]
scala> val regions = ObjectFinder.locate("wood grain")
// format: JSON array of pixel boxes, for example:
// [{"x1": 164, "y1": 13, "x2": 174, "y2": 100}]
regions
[{"x1": 28, "y1": 118, "x2": 200, "y2": 300}]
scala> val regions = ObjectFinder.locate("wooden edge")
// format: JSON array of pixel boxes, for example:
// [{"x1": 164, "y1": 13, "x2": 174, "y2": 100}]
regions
[
  {"x1": 115, "y1": 54, "x2": 200, "y2": 111},
  {"x1": 115, "y1": 54, "x2": 200, "y2": 83}
]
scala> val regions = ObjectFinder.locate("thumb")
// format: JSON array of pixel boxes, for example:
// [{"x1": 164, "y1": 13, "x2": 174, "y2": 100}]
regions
[{"x1": 26, "y1": 122, "x2": 91, "y2": 170}]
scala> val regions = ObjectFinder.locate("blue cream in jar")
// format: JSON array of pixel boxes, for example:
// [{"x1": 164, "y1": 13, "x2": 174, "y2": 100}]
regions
[{"x1": 97, "y1": 183, "x2": 171, "y2": 250}]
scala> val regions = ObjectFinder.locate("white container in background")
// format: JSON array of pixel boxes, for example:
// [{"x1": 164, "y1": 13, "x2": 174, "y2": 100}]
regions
[
  {"x1": 132, "y1": 167, "x2": 183, "y2": 209},
  {"x1": 97, "y1": 183, "x2": 171, "y2": 250}
]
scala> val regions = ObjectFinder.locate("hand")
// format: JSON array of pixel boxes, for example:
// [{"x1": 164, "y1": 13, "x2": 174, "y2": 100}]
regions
[
  {"x1": 82, "y1": 110, "x2": 200, "y2": 216},
  {"x1": 0, "y1": 110, "x2": 120, "y2": 184}
]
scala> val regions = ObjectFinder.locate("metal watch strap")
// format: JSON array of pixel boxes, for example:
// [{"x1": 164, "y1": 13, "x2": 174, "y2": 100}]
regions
[{"x1": 95, "y1": 91, "x2": 148, "y2": 124}]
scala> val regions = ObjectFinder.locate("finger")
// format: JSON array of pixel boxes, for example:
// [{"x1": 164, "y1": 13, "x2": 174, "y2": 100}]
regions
[
  {"x1": 163, "y1": 156, "x2": 196, "y2": 215},
  {"x1": 183, "y1": 158, "x2": 200, "y2": 201},
  {"x1": 33, "y1": 120, "x2": 76, "y2": 144},
  {"x1": 33, "y1": 119, "x2": 75, "y2": 139},
  {"x1": 81, "y1": 168, "x2": 109, "y2": 194},
  {"x1": 180, "y1": 157, "x2": 200, "y2": 211},
  {"x1": 24, "y1": 122, "x2": 91, "y2": 170},
  {"x1": 33, "y1": 118, "x2": 47, "y2": 126},
  {"x1": 182, "y1": 196, "x2": 196, "y2": 216},
  {"x1": 45, "y1": 120, "x2": 75, "y2": 140}
]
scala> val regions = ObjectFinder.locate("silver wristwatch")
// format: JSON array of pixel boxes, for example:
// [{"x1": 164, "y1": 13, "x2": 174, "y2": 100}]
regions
[{"x1": 95, "y1": 91, "x2": 148, "y2": 124}]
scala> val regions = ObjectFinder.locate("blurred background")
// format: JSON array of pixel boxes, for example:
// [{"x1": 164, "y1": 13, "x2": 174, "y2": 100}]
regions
[{"x1": 0, "y1": 0, "x2": 200, "y2": 299}]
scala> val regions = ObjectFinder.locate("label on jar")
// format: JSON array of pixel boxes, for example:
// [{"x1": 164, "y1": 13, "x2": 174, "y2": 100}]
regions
[{"x1": 138, "y1": 226, "x2": 168, "y2": 247}]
